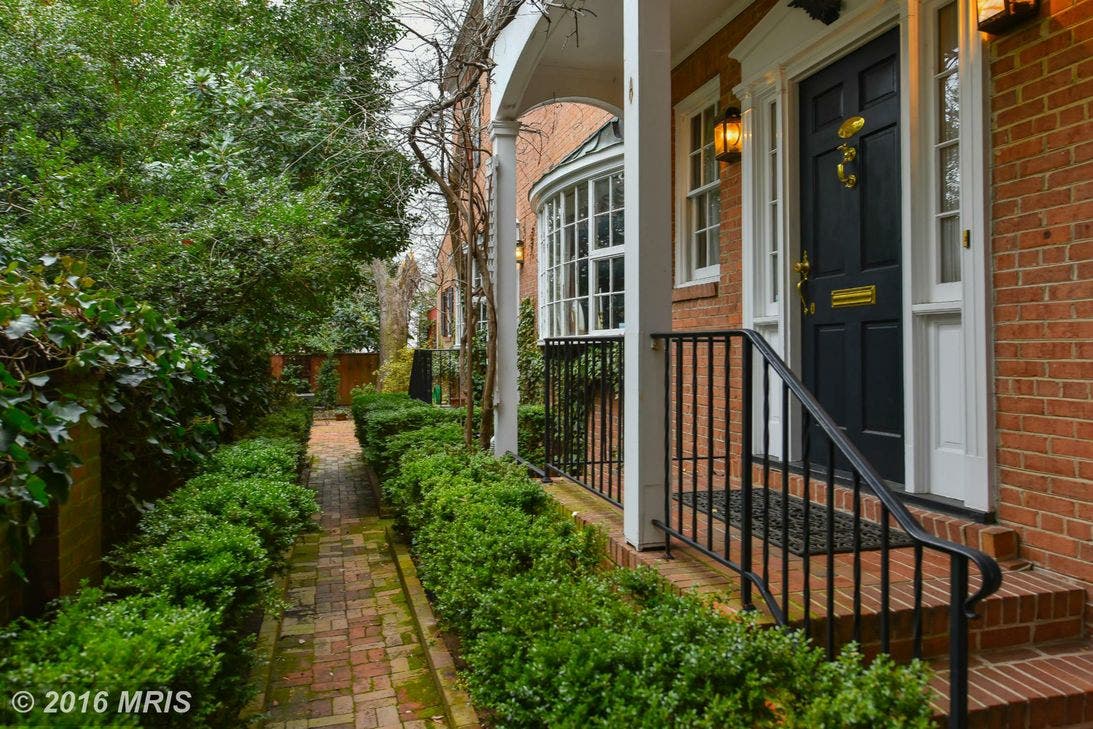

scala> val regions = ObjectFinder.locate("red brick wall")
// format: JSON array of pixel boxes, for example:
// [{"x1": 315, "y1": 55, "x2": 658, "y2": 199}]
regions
[
  {"x1": 1, "y1": 421, "x2": 102, "y2": 623},
  {"x1": 988, "y1": 0, "x2": 1093, "y2": 589}
]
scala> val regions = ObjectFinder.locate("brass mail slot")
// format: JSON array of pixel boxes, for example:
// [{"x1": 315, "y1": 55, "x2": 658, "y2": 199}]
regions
[{"x1": 831, "y1": 284, "x2": 876, "y2": 309}]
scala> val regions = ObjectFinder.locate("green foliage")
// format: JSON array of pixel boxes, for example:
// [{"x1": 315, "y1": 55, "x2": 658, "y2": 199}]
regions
[
  {"x1": 372, "y1": 429, "x2": 934, "y2": 728},
  {"x1": 517, "y1": 404, "x2": 545, "y2": 466},
  {"x1": 517, "y1": 298, "x2": 543, "y2": 404},
  {"x1": 350, "y1": 392, "x2": 464, "y2": 478},
  {"x1": 377, "y1": 347, "x2": 414, "y2": 394},
  {"x1": 314, "y1": 357, "x2": 341, "y2": 409},
  {"x1": 0, "y1": 400, "x2": 317, "y2": 725},
  {"x1": 0, "y1": 256, "x2": 219, "y2": 571},
  {"x1": 0, "y1": 0, "x2": 419, "y2": 439},
  {"x1": 205, "y1": 437, "x2": 300, "y2": 480},
  {"x1": 0, "y1": 590, "x2": 221, "y2": 727},
  {"x1": 248, "y1": 397, "x2": 313, "y2": 443}
]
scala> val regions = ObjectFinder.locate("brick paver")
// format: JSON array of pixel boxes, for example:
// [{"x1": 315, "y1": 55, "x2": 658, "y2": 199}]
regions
[{"x1": 263, "y1": 420, "x2": 449, "y2": 729}]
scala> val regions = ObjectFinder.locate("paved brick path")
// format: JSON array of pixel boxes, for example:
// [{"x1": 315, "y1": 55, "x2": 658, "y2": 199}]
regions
[{"x1": 264, "y1": 420, "x2": 448, "y2": 729}]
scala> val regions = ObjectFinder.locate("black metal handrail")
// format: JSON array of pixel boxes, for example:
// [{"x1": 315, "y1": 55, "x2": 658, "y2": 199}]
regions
[
  {"x1": 542, "y1": 336, "x2": 624, "y2": 506},
  {"x1": 408, "y1": 348, "x2": 460, "y2": 406},
  {"x1": 650, "y1": 329, "x2": 1002, "y2": 729}
]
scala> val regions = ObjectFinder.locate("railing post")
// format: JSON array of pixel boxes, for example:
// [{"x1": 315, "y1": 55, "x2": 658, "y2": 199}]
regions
[
  {"x1": 949, "y1": 554, "x2": 969, "y2": 729},
  {"x1": 740, "y1": 336, "x2": 754, "y2": 610}
]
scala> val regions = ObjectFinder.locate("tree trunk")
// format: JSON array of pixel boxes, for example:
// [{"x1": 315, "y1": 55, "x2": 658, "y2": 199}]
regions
[{"x1": 371, "y1": 256, "x2": 421, "y2": 390}]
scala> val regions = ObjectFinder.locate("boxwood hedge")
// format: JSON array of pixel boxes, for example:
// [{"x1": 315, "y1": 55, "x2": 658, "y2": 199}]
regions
[{"x1": 356, "y1": 392, "x2": 934, "y2": 729}]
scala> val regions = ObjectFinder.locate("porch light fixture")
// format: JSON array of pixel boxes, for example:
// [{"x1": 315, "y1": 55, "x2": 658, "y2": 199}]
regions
[
  {"x1": 714, "y1": 107, "x2": 743, "y2": 163},
  {"x1": 977, "y1": 0, "x2": 1039, "y2": 33},
  {"x1": 515, "y1": 221, "x2": 525, "y2": 267}
]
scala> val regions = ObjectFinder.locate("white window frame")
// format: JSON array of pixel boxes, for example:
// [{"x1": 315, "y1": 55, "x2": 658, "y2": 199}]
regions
[
  {"x1": 536, "y1": 169, "x2": 626, "y2": 338},
  {"x1": 674, "y1": 77, "x2": 722, "y2": 286}
]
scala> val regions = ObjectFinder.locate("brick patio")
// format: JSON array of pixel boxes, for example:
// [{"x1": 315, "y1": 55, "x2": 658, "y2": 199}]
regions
[{"x1": 261, "y1": 420, "x2": 451, "y2": 729}]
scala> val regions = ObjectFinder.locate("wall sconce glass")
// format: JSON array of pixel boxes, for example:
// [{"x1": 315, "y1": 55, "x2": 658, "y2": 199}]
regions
[
  {"x1": 977, "y1": 0, "x2": 1039, "y2": 33},
  {"x1": 714, "y1": 107, "x2": 743, "y2": 163},
  {"x1": 515, "y1": 240, "x2": 525, "y2": 267}
]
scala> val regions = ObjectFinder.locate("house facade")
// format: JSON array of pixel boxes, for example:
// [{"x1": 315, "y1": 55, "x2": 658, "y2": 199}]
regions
[{"x1": 433, "y1": 0, "x2": 1091, "y2": 723}]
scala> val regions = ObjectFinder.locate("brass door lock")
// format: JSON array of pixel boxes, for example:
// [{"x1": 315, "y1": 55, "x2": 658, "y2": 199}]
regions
[
  {"x1": 794, "y1": 250, "x2": 816, "y2": 316},
  {"x1": 836, "y1": 115, "x2": 865, "y2": 190}
]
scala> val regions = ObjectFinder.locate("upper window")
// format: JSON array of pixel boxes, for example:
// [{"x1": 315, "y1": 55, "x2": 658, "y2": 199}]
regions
[
  {"x1": 676, "y1": 81, "x2": 722, "y2": 284},
  {"x1": 538, "y1": 171, "x2": 625, "y2": 337},
  {"x1": 440, "y1": 287, "x2": 455, "y2": 338}
]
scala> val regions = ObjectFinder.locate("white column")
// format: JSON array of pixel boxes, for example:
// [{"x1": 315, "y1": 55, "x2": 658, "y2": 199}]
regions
[
  {"x1": 622, "y1": 0, "x2": 671, "y2": 549},
  {"x1": 491, "y1": 119, "x2": 521, "y2": 456}
]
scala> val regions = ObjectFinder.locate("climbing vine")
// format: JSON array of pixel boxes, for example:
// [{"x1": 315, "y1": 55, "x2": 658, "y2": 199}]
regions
[{"x1": 0, "y1": 256, "x2": 217, "y2": 574}]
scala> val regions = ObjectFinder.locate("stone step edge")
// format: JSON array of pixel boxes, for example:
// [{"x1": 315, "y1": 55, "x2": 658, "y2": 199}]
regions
[{"x1": 386, "y1": 525, "x2": 480, "y2": 729}]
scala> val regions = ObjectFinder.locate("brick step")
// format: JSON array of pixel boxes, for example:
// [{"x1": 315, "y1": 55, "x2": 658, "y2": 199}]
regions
[
  {"x1": 792, "y1": 567, "x2": 1087, "y2": 661},
  {"x1": 928, "y1": 639, "x2": 1093, "y2": 728}
]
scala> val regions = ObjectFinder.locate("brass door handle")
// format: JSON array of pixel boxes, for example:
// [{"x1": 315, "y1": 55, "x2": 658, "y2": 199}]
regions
[
  {"x1": 837, "y1": 143, "x2": 857, "y2": 189},
  {"x1": 793, "y1": 250, "x2": 816, "y2": 316}
]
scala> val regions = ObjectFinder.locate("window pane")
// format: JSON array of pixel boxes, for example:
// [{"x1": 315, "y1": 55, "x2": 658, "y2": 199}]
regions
[
  {"x1": 937, "y1": 3, "x2": 959, "y2": 73},
  {"x1": 690, "y1": 151, "x2": 702, "y2": 190},
  {"x1": 707, "y1": 188, "x2": 721, "y2": 226},
  {"x1": 695, "y1": 230, "x2": 708, "y2": 269},
  {"x1": 691, "y1": 114, "x2": 702, "y2": 153},
  {"x1": 611, "y1": 294, "x2": 625, "y2": 330},
  {"x1": 939, "y1": 215, "x2": 961, "y2": 283},
  {"x1": 611, "y1": 173, "x2": 624, "y2": 209},
  {"x1": 611, "y1": 210, "x2": 625, "y2": 248},
  {"x1": 594, "y1": 177, "x2": 610, "y2": 214},
  {"x1": 577, "y1": 184, "x2": 589, "y2": 220},
  {"x1": 596, "y1": 259, "x2": 611, "y2": 294},
  {"x1": 577, "y1": 223, "x2": 589, "y2": 258},
  {"x1": 939, "y1": 144, "x2": 960, "y2": 212},
  {"x1": 574, "y1": 299, "x2": 588, "y2": 335},
  {"x1": 565, "y1": 188, "x2": 576, "y2": 225},
  {"x1": 612, "y1": 255, "x2": 624, "y2": 291},
  {"x1": 578, "y1": 259, "x2": 589, "y2": 297},
  {"x1": 594, "y1": 296, "x2": 608, "y2": 330},
  {"x1": 595, "y1": 213, "x2": 610, "y2": 249},
  {"x1": 939, "y1": 73, "x2": 960, "y2": 142},
  {"x1": 564, "y1": 226, "x2": 575, "y2": 260}
]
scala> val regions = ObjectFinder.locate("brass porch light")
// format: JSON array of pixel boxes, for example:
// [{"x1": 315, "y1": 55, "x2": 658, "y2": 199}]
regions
[
  {"x1": 977, "y1": 0, "x2": 1039, "y2": 33},
  {"x1": 514, "y1": 220, "x2": 525, "y2": 267},
  {"x1": 714, "y1": 107, "x2": 743, "y2": 163}
]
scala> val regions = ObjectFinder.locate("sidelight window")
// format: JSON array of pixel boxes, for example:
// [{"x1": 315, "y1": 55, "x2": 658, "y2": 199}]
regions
[
  {"x1": 682, "y1": 102, "x2": 722, "y2": 282},
  {"x1": 935, "y1": 1, "x2": 962, "y2": 285}
]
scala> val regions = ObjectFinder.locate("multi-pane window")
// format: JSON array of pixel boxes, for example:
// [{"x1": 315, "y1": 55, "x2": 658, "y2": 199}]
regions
[
  {"x1": 440, "y1": 288, "x2": 455, "y2": 338},
  {"x1": 684, "y1": 103, "x2": 721, "y2": 281},
  {"x1": 767, "y1": 100, "x2": 781, "y2": 305},
  {"x1": 935, "y1": 2, "x2": 961, "y2": 284},
  {"x1": 538, "y1": 171, "x2": 625, "y2": 337}
]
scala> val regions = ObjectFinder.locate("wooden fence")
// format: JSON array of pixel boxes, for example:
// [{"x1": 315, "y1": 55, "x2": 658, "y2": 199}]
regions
[{"x1": 271, "y1": 353, "x2": 379, "y2": 406}]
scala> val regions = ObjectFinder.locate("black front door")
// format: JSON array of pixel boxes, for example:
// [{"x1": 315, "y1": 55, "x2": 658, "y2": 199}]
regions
[{"x1": 798, "y1": 28, "x2": 903, "y2": 483}]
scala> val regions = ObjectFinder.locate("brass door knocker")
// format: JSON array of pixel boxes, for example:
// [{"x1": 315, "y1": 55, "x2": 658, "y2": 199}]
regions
[
  {"x1": 794, "y1": 250, "x2": 816, "y2": 316},
  {"x1": 836, "y1": 115, "x2": 865, "y2": 190}
]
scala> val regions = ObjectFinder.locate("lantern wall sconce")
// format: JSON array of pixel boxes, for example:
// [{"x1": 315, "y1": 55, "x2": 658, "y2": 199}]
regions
[
  {"x1": 977, "y1": 0, "x2": 1039, "y2": 33},
  {"x1": 515, "y1": 221, "x2": 525, "y2": 267},
  {"x1": 714, "y1": 107, "x2": 743, "y2": 163}
]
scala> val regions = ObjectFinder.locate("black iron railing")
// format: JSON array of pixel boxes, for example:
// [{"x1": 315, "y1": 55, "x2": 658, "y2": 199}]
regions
[
  {"x1": 543, "y1": 336, "x2": 624, "y2": 505},
  {"x1": 408, "y1": 348, "x2": 460, "y2": 406},
  {"x1": 651, "y1": 330, "x2": 1002, "y2": 729}
]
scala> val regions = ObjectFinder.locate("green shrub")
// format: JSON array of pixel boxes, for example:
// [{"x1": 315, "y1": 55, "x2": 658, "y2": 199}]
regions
[
  {"x1": 108, "y1": 522, "x2": 271, "y2": 626},
  {"x1": 134, "y1": 474, "x2": 316, "y2": 559},
  {"x1": 377, "y1": 347, "x2": 414, "y2": 393},
  {"x1": 352, "y1": 394, "x2": 463, "y2": 477},
  {"x1": 0, "y1": 590, "x2": 221, "y2": 727},
  {"x1": 250, "y1": 399, "x2": 313, "y2": 444},
  {"x1": 206, "y1": 437, "x2": 299, "y2": 480},
  {"x1": 377, "y1": 441, "x2": 932, "y2": 728},
  {"x1": 314, "y1": 356, "x2": 341, "y2": 408},
  {"x1": 517, "y1": 404, "x2": 545, "y2": 466}
]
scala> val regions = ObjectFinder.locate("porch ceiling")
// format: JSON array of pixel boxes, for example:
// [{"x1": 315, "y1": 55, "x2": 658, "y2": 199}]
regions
[{"x1": 493, "y1": 0, "x2": 745, "y2": 120}]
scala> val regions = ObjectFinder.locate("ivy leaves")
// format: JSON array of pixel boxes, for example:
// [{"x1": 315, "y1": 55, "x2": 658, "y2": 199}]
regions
[{"x1": 0, "y1": 256, "x2": 217, "y2": 572}]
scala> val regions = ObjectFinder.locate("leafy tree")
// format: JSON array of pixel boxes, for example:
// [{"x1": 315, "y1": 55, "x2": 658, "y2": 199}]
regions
[{"x1": 0, "y1": 0, "x2": 419, "y2": 431}]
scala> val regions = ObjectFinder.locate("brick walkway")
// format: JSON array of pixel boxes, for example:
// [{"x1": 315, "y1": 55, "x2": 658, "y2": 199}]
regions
[{"x1": 263, "y1": 420, "x2": 449, "y2": 729}]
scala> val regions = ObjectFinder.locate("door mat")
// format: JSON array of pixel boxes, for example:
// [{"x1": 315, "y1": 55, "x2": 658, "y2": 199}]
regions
[{"x1": 676, "y1": 488, "x2": 915, "y2": 556}]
